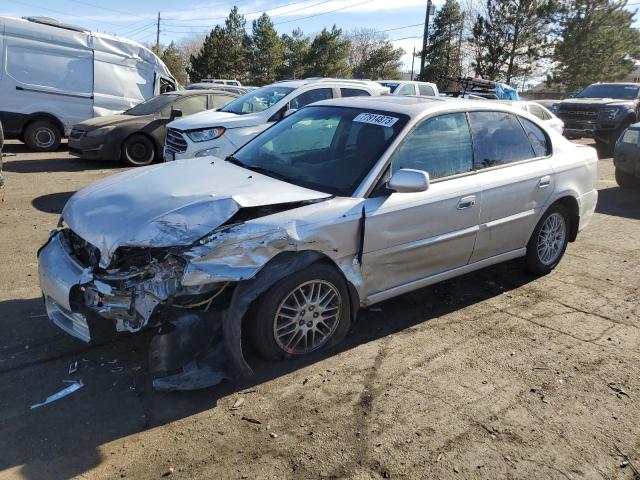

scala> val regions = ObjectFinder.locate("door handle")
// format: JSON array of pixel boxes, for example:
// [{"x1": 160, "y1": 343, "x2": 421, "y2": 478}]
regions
[
  {"x1": 457, "y1": 196, "x2": 476, "y2": 210},
  {"x1": 538, "y1": 176, "x2": 551, "y2": 188}
]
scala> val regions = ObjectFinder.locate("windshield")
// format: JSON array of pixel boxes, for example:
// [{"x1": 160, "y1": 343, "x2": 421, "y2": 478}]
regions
[
  {"x1": 125, "y1": 94, "x2": 178, "y2": 115},
  {"x1": 220, "y1": 86, "x2": 294, "y2": 115},
  {"x1": 233, "y1": 106, "x2": 408, "y2": 196},
  {"x1": 379, "y1": 82, "x2": 399, "y2": 93},
  {"x1": 575, "y1": 84, "x2": 639, "y2": 100}
]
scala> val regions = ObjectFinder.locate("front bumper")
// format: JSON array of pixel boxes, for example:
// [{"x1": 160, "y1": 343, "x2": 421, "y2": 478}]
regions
[
  {"x1": 163, "y1": 135, "x2": 234, "y2": 162},
  {"x1": 38, "y1": 233, "x2": 92, "y2": 342},
  {"x1": 69, "y1": 135, "x2": 121, "y2": 161},
  {"x1": 561, "y1": 120, "x2": 623, "y2": 141}
]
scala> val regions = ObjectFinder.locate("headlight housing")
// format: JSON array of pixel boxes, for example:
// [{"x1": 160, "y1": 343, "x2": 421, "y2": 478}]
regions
[
  {"x1": 599, "y1": 107, "x2": 622, "y2": 121},
  {"x1": 186, "y1": 127, "x2": 225, "y2": 142},
  {"x1": 86, "y1": 125, "x2": 117, "y2": 137}
]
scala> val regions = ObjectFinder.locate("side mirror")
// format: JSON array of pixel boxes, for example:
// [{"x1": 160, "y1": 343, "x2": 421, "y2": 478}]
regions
[
  {"x1": 170, "y1": 108, "x2": 183, "y2": 121},
  {"x1": 282, "y1": 108, "x2": 297, "y2": 119},
  {"x1": 387, "y1": 168, "x2": 430, "y2": 193}
]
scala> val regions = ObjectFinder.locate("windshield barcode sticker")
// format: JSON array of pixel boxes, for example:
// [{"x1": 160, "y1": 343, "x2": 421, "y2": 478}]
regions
[{"x1": 353, "y1": 113, "x2": 399, "y2": 127}]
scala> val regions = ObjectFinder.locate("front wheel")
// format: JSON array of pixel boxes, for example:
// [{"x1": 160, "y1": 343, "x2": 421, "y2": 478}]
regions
[
  {"x1": 249, "y1": 263, "x2": 350, "y2": 360},
  {"x1": 525, "y1": 204, "x2": 570, "y2": 275},
  {"x1": 24, "y1": 120, "x2": 62, "y2": 152},
  {"x1": 615, "y1": 168, "x2": 640, "y2": 189},
  {"x1": 122, "y1": 134, "x2": 155, "y2": 166}
]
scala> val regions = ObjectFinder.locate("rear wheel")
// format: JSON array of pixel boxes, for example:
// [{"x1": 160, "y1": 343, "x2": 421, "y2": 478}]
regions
[
  {"x1": 249, "y1": 263, "x2": 350, "y2": 360},
  {"x1": 122, "y1": 134, "x2": 155, "y2": 167},
  {"x1": 615, "y1": 168, "x2": 640, "y2": 189},
  {"x1": 24, "y1": 120, "x2": 62, "y2": 152},
  {"x1": 525, "y1": 204, "x2": 570, "y2": 275}
]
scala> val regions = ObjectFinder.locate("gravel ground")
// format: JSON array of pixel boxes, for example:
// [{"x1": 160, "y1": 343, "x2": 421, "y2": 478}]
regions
[{"x1": 0, "y1": 139, "x2": 638, "y2": 480}]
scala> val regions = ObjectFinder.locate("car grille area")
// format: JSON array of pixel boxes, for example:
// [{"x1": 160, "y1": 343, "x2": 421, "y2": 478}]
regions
[
  {"x1": 557, "y1": 106, "x2": 599, "y2": 121},
  {"x1": 70, "y1": 127, "x2": 86, "y2": 140},
  {"x1": 165, "y1": 128, "x2": 188, "y2": 155}
]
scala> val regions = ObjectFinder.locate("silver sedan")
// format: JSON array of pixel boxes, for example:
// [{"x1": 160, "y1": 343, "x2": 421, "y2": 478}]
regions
[{"x1": 38, "y1": 96, "x2": 598, "y2": 390}]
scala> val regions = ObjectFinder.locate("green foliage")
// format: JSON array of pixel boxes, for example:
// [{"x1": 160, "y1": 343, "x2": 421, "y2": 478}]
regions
[
  {"x1": 347, "y1": 28, "x2": 404, "y2": 79},
  {"x1": 551, "y1": 0, "x2": 640, "y2": 91},
  {"x1": 472, "y1": 0, "x2": 558, "y2": 83},
  {"x1": 304, "y1": 26, "x2": 352, "y2": 78},
  {"x1": 187, "y1": 26, "x2": 227, "y2": 82},
  {"x1": 223, "y1": 6, "x2": 250, "y2": 82},
  {"x1": 280, "y1": 28, "x2": 310, "y2": 79},
  {"x1": 423, "y1": 0, "x2": 464, "y2": 88},
  {"x1": 248, "y1": 14, "x2": 284, "y2": 85},
  {"x1": 161, "y1": 41, "x2": 188, "y2": 85}
]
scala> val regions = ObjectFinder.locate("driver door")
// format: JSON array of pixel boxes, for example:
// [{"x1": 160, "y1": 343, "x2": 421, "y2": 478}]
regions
[{"x1": 362, "y1": 112, "x2": 481, "y2": 297}]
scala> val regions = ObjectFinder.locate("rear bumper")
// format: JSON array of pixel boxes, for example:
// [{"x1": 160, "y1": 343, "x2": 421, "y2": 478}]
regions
[{"x1": 577, "y1": 189, "x2": 598, "y2": 233}]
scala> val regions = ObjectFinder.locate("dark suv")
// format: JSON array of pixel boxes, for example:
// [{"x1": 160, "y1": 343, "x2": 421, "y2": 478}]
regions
[{"x1": 556, "y1": 83, "x2": 640, "y2": 150}]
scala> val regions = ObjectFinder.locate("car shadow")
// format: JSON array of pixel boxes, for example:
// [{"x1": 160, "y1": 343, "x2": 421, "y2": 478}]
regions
[
  {"x1": 595, "y1": 186, "x2": 640, "y2": 220},
  {"x1": 31, "y1": 192, "x2": 76, "y2": 214},
  {"x1": 2, "y1": 157, "x2": 123, "y2": 173},
  {"x1": 2, "y1": 142, "x2": 68, "y2": 155},
  {"x1": 0, "y1": 260, "x2": 538, "y2": 480}
]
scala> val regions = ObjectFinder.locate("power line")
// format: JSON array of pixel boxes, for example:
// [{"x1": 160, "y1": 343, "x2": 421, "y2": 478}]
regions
[
  {"x1": 66, "y1": 0, "x2": 148, "y2": 20},
  {"x1": 274, "y1": 0, "x2": 376, "y2": 25}
]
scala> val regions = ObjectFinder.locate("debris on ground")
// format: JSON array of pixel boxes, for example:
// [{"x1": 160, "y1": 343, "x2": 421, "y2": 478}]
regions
[
  {"x1": 608, "y1": 383, "x2": 630, "y2": 398},
  {"x1": 269, "y1": 432, "x2": 278, "y2": 438},
  {"x1": 530, "y1": 388, "x2": 549, "y2": 403},
  {"x1": 615, "y1": 445, "x2": 640, "y2": 478},
  {"x1": 230, "y1": 398, "x2": 244, "y2": 410},
  {"x1": 30, "y1": 380, "x2": 84, "y2": 409},
  {"x1": 161, "y1": 467, "x2": 175, "y2": 477},
  {"x1": 241, "y1": 416, "x2": 261, "y2": 425}
]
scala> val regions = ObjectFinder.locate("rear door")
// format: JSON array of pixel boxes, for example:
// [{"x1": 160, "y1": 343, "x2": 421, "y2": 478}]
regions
[
  {"x1": 468, "y1": 111, "x2": 554, "y2": 262},
  {"x1": 363, "y1": 112, "x2": 481, "y2": 296}
]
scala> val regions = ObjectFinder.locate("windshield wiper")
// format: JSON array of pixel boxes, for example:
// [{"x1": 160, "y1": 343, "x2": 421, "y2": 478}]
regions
[
  {"x1": 225, "y1": 155, "x2": 245, "y2": 167},
  {"x1": 245, "y1": 166, "x2": 290, "y2": 182}
]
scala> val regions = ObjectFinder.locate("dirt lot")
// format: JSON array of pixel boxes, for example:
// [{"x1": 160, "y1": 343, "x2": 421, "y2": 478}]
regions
[{"x1": 0, "y1": 139, "x2": 638, "y2": 480}]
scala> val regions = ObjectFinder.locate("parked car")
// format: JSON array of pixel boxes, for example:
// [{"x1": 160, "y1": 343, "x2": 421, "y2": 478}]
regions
[
  {"x1": 0, "y1": 16, "x2": 176, "y2": 152},
  {"x1": 201, "y1": 79, "x2": 242, "y2": 87},
  {"x1": 555, "y1": 82, "x2": 640, "y2": 150},
  {"x1": 533, "y1": 99, "x2": 560, "y2": 113},
  {"x1": 613, "y1": 123, "x2": 640, "y2": 189},
  {"x1": 184, "y1": 84, "x2": 248, "y2": 96},
  {"x1": 69, "y1": 89, "x2": 238, "y2": 166},
  {"x1": 164, "y1": 78, "x2": 389, "y2": 161},
  {"x1": 38, "y1": 96, "x2": 598, "y2": 390},
  {"x1": 495, "y1": 100, "x2": 564, "y2": 134},
  {"x1": 377, "y1": 80, "x2": 439, "y2": 97}
]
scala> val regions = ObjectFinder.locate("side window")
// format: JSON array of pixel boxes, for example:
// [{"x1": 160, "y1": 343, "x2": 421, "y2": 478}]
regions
[
  {"x1": 520, "y1": 117, "x2": 550, "y2": 157},
  {"x1": 468, "y1": 111, "x2": 536, "y2": 168},
  {"x1": 211, "y1": 94, "x2": 235, "y2": 109},
  {"x1": 528, "y1": 103, "x2": 548, "y2": 121},
  {"x1": 396, "y1": 83, "x2": 417, "y2": 96},
  {"x1": 341, "y1": 88, "x2": 370, "y2": 97},
  {"x1": 289, "y1": 88, "x2": 333, "y2": 109},
  {"x1": 418, "y1": 84, "x2": 435, "y2": 96},
  {"x1": 175, "y1": 95, "x2": 208, "y2": 116},
  {"x1": 389, "y1": 112, "x2": 473, "y2": 179}
]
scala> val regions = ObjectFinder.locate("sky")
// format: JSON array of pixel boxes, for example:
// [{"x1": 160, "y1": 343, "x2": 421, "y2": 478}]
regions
[
  {"x1": 2, "y1": 0, "x2": 640, "y2": 75},
  {"x1": 1, "y1": 0, "x2": 447, "y2": 72}
]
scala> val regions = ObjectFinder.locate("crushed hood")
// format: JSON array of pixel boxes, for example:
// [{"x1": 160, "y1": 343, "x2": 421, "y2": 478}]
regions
[
  {"x1": 62, "y1": 159, "x2": 330, "y2": 268},
  {"x1": 167, "y1": 109, "x2": 268, "y2": 131}
]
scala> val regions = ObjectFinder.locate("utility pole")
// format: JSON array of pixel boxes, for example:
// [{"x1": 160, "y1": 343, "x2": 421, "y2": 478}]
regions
[
  {"x1": 155, "y1": 12, "x2": 161, "y2": 54},
  {"x1": 419, "y1": 0, "x2": 434, "y2": 81},
  {"x1": 411, "y1": 47, "x2": 416, "y2": 81}
]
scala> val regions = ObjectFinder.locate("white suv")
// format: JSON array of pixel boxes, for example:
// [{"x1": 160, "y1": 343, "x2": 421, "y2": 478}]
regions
[
  {"x1": 377, "y1": 80, "x2": 439, "y2": 97},
  {"x1": 164, "y1": 78, "x2": 389, "y2": 161}
]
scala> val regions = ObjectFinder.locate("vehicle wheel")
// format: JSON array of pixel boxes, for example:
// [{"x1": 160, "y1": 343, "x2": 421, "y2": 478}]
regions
[
  {"x1": 122, "y1": 134, "x2": 155, "y2": 167},
  {"x1": 249, "y1": 263, "x2": 350, "y2": 360},
  {"x1": 24, "y1": 120, "x2": 61, "y2": 152},
  {"x1": 525, "y1": 204, "x2": 570, "y2": 275},
  {"x1": 615, "y1": 168, "x2": 640, "y2": 189}
]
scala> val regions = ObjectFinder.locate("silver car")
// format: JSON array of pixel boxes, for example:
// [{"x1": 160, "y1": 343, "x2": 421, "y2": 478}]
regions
[{"x1": 38, "y1": 96, "x2": 599, "y2": 390}]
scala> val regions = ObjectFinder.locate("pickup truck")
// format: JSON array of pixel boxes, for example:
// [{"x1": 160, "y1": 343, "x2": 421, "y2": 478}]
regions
[{"x1": 556, "y1": 83, "x2": 640, "y2": 151}]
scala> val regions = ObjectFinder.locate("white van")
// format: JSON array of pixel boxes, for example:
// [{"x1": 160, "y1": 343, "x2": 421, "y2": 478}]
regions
[{"x1": 0, "y1": 16, "x2": 176, "y2": 151}]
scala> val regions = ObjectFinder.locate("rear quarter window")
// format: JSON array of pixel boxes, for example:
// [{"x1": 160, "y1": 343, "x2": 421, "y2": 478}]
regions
[{"x1": 341, "y1": 88, "x2": 371, "y2": 97}]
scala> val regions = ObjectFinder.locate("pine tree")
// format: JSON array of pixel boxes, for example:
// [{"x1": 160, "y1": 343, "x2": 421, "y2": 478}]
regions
[
  {"x1": 280, "y1": 28, "x2": 310, "y2": 79},
  {"x1": 347, "y1": 28, "x2": 404, "y2": 79},
  {"x1": 305, "y1": 26, "x2": 351, "y2": 78},
  {"x1": 248, "y1": 14, "x2": 284, "y2": 85},
  {"x1": 161, "y1": 41, "x2": 188, "y2": 85},
  {"x1": 187, "y1": 26, "x2": 227, "y2": 82},
  {"x1": 472, "y1": 0, "x2": 558, "y2": 83},
  {"x1": 423, "y1": 0, "x2": 464, "y2": 88},
  {"x1": 223, "y1": 6, "x2": 250, "y2": 83},
  {"x1": 551, "y1": 0, "x2": 640, "y2": 91}
]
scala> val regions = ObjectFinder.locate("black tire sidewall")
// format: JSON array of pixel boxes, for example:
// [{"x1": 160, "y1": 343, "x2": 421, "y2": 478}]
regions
[
  {"x1": 525, "y1": 204, "x2": 570, "y2": 275},
  {"x1": 123, "y1": 135, "x2": 155, "y2": 166},
  {"x1": 615, "y1": 168, "x2": 640, "y2": 189},
  {"x1": 25, "y1": 120, "x2": 61, "y2": 152},
  {"x1": 249, "y1": 263, "x2": 350, "y2": 361}
]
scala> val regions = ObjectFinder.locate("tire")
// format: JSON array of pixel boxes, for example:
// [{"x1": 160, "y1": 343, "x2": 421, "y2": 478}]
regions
[
  {"x1": 249, "y1": 263, "x2": 350, "y2": 360},
  {"x1": 525, "y1": 204, "x2": 570, "y2": 275},
  {"x1": 122, "y1": 134, "x2": 155, "y2": 167},
  {"x1": 615, "y1": 168, "x2": 640, "y2": 189},
  {"x1": 24, "y1": 120, "x2": 61, "y2": 152}
]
